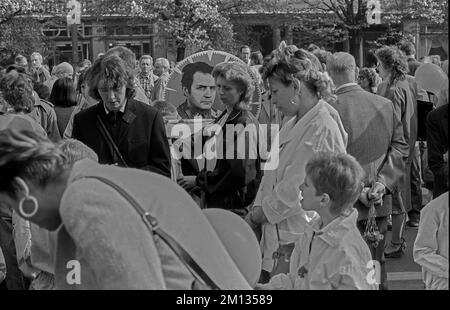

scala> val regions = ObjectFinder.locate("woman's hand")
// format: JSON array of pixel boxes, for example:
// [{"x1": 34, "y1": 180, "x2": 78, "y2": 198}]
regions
[
  {"x1": 368, "y1": 182, "x2": 385, "y2": 206},
  {"x1": 359, "y1": 187, "x2": 371, "y2": 207},
  {"x1": 247, "y1": 205, "x2": 268, "y2": 225},
  {"x1": 177, "y1": 176, "x2": 197, "y2": 191}
]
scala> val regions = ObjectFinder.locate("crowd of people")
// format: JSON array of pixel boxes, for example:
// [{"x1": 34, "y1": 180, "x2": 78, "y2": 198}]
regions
[{"x1": 0, "y1": 38, "x2": 448, "y2": 290}]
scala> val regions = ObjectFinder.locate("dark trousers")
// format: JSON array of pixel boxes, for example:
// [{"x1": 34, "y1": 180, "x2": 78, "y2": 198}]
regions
[
  {"x1": 357, "y1": 216, "x2": 388, "y2": 290},
  {"x1": 409, "y1": 144, "x2": 423, "y2": 221},
  {"x1": 0, "y1": 216, "x2": 29, "y2": 290}
]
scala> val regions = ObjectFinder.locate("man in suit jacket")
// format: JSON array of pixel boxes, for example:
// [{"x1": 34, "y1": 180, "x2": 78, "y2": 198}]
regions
[
  {"x1": 426, "y1": 103, "x2": 449, "y2": 197},
  {"x1": 327, "y1": 52, "x2": 409, "y2": 290},
  {"x1": 72, "y1": 55, "x2": 171, "y2": 178}
]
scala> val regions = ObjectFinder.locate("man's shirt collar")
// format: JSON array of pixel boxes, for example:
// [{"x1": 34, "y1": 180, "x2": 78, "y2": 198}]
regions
[
  {"x1": 103, "y1": 101, "x2": 126, "y2": 115},
  {"x1": 334, "y1": 82, "x2": 358, "y2": 93}
]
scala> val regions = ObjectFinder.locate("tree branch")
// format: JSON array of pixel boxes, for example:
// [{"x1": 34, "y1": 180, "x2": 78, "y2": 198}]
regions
[
  {"x1": 324, "y1": 0, "x2": 347, "y2": 24},
  {"x1": 0, "y1": 8, "x2": 23, "y2": 26}
]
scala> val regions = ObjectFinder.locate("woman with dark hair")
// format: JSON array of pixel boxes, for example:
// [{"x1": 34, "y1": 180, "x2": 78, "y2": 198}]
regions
[
  {"x1": 244, "y1": 42, "x2": 347, "y2": 283},
  {"x1": 250, "y1": 51, "x2": 264, "y2": 66},
  {"x1": 0, "y1": 70, "x2": 52, "y2": 290},
  {"x1": 0, "y1": 129, "x2": 253, "y2": 289},
  {"x1": 63, "y1": 67, "x2": 99, "y2": 138},
  {"x1": 376, "y1": 45, "x2": 416, "y2": 259},
  {"x1": 179, "y1": 61, "x2": 262, "y2": 212},
  {"x1": 0, "y1": 70, "x2": 35, "y2": 114},
  {"x1": 49, "y1": 77, "x2": 77, "y2": 135}
]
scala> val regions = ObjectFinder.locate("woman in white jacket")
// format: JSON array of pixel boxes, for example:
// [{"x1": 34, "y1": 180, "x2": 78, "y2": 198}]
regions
[{"x1": 245, "y1": 42, "x2": 347, "y2": 283}]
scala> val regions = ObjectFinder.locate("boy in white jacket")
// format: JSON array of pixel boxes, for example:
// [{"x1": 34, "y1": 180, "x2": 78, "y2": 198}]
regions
[{"x1": 256, "y1": 153, "x2": 377, "y2": 290}]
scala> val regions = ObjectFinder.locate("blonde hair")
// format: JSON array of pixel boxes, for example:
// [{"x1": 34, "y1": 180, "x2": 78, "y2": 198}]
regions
[
  {"x1": 212, "y1": 61, "x2": 255, "y2": 109},
  {"x1": 261, "y1": 41, "x2": 333, "y2": 101}
]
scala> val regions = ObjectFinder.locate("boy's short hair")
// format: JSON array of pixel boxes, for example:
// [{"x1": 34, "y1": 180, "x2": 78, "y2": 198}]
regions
[{"x1": 305, "y1": 153, "x2": 365, "y2": 214}]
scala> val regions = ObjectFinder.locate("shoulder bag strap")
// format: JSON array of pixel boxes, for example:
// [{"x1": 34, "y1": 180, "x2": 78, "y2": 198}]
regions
[
  {"x1": 96, "y1": 114, "x2": 128, "y2": 167},
  {"x1": 84, "y1": 175, "x2": 220, "y2": 290},
  {"x1": 275, "y1": 224, "x2": 281, "y2": 242}
]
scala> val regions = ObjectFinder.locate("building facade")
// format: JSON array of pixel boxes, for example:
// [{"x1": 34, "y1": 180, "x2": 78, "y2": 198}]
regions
[{"x1": 35, "y1": 1, "x2": 447, "y2": 68}]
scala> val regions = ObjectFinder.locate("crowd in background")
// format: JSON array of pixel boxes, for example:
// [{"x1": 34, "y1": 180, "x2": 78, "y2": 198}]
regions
[{"x1": 0, "y1": 38, "x2": 448, "y2": 290}]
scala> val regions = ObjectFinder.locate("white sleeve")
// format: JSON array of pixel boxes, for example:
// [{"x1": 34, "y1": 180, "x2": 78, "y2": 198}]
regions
[
  {"x1": 413, "y1": 204, "x2": 449, "y2": 279},
  {"x1": 0, "y1": 246, "x2": 6, "y2": 283}
]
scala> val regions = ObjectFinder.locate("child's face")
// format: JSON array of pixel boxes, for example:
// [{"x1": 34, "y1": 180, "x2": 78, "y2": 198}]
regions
[{"x1": 299, "y1": 175, "x2": 322, "y2": 212}]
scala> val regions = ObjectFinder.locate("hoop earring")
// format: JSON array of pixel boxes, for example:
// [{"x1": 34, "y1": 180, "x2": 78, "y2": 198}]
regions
[{"x1": 15, "y1": 177, "x2": 39, "y2": 218}]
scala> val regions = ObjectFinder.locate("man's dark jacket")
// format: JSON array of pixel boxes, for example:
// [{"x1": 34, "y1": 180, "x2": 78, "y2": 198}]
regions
[
  {"x1": 426, "y1": 103, "x2": 449, "y2": 197},
  {"x1": 72, "y1": 98, "x2": 171, "y2": 178}
]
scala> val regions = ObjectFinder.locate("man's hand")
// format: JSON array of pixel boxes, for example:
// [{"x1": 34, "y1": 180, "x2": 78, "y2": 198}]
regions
[{"x1": 368, "y1": 182, "x2": 385, "y2": 206}]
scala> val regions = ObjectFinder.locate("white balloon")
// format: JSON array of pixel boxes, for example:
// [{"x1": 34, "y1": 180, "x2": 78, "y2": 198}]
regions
[
  {"x1": 203, "y1": 208, "x2": 262, "y2": 286},
  {"x1": 415, "y1": 63, "x2": 448, "y2": 95}
]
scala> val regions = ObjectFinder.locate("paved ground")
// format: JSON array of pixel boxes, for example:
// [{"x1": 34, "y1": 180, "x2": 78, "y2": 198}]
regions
[
  {"x1": 384, "y1": 187, "x2": 434, "y2": 290},
  {"x1": 386, "y1": 225, "x2": 424, "y2": 290}
]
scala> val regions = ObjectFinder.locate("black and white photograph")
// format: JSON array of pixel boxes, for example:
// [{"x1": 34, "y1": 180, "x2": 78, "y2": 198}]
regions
[{"x1": 0, "y1": 0, "x2": 448, "y2": 295}]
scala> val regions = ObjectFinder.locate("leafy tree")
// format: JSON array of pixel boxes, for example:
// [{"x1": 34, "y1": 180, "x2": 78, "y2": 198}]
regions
[
  {"x1": 0, "y1": 18, "x2": 51, "y2": 66},
  {"x1": 367, "y1": 29, "x2": 415, "y2": 50},
  {"x1": 0, "y1": 0, "x2": 34, "y2": 25},
  {"x1": 104, "y1": 0, "x2": 235, "y2": 61},
  {"x1": 0, "y1": 0, "x2": 54, "y2": 65},
  {"x1": 297, "y1": 0, "x2": 448, "y2": 64},
  {"x1": 383, "y1": 0, "x2": 448, "y2": 26}
]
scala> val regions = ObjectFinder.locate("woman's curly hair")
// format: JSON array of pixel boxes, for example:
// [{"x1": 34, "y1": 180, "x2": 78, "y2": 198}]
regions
[
  {"x1": 88, "y1": 55, "x2": 136, "y2": 101},
  {"x1": 0, "y1": 129, "x2": 67, "y2": 198},
  {"x1": 375, "y1": 46, "x2": 408, "y2": 85},
  {"x1": 212, "y1": 61, "x2": 255, "y2": 110},
  {"x1": 358, "y1": 67, "x2": 379, "y2": 89},
  {"x1": 260, "y1": 41, "x2": 334, "y2": 102},
  {"x1": 0, "y1": 70, "x2": 35, "y2": 113}
]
